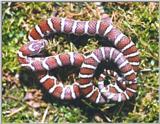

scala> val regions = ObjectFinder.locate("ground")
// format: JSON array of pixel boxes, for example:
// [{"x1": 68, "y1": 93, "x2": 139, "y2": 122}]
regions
[{"x1": 2, "y1": 2, "x2": 159, "y2": 123}]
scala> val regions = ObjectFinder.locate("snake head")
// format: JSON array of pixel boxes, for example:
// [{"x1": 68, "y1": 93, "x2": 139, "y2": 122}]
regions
[{"x1": 28, "y1": 39, "x2": 48, "y2": 56}]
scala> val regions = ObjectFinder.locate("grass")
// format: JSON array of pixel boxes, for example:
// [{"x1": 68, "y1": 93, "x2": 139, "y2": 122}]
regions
[{"x1": 2, "y1": 2, "x2": 159, "y2": 123}]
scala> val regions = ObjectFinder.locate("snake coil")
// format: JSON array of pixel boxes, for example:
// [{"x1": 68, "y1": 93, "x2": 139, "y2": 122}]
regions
[{"x1": 18, "y1": 3, "x2": 140, "y2": 104}]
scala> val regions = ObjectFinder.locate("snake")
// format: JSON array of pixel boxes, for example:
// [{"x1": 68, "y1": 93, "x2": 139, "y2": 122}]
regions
[{"x1": 17, "y1": 2, "x2": 140, "y2": 103}]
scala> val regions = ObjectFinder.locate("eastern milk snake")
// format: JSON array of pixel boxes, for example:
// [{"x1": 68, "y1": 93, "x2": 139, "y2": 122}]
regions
[{"x1": 17, "y1": 3, "x2": 140, "y2": 104}]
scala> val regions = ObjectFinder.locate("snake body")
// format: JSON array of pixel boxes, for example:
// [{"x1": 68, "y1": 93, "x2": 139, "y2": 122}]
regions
[
  {"x1": 27, "y1": 16, "x2": 140, "y2": 71},
  {"x1": 79, "y1": 47, "x2": 137, "y2": 103},
  {"x1": 18, "y1": 4, "x2": 140, "y2": 103},
  {"x1": 18, "y1": 39, "x2": 85, "y2": 100}
]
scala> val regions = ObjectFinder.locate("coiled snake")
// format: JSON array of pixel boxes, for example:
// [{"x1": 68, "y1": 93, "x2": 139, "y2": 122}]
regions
[{"x1": 17, "y1": 3, "x2": 140, "y2": 104}]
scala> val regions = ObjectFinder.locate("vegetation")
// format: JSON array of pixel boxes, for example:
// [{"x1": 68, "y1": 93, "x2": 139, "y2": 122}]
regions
[{"x1": 2, "y1": 2, "x2": 159, "y2": 123}]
